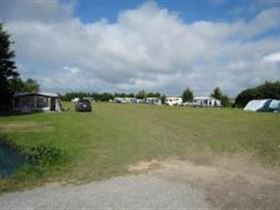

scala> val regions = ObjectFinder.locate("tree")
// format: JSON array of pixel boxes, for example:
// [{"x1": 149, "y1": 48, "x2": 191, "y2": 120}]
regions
[
  {"x1": 235, "y1": 81, "x2": 280, "y2": 107},
  {"x1": 160, "y1": 94, "x2": 166, "y2": 104},
  {"x1": 22, "y1": 78, "x2": 40, "y2": 92},
  {"x1": 136, "y1": 90, "x2": 146, "y2": 99},
  {"x1": 182, "y1": 87, "x2": 193, "y2": 102},
  {"x1": 211, "y1": 87, "x2": 223, "y2": 100},
  {"x1": 10, "y1": 77, "x2": 25, "y2": 92},
  {"x1": 0, "y1": 23, "x2": 19, "y2": 112},
  {"x1": 220, "y1": 95, "x2": 230, "y2": 107},
  {"x1": 9, "y1": 77, "x2": 40, "y2": 93},
  {"x1": 128, "y1": 93, "x2": 135, "y2": 98},
  {"x1": 146, "y1": 92, "x2": 161, "y2": 98},
  {"x1": 211, "y1": 87, "x2": 230, "y2": 107}
]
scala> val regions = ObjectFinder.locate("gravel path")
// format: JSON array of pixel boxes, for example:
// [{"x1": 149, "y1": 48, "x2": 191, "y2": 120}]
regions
[{"x1": 0, "y1": 173, "x2": 214, "y2": 210}]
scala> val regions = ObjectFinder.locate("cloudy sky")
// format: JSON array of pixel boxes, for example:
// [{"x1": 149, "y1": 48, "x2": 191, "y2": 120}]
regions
[{"x1": 1, "y1": 0, "x2": 280, "y2": 96}]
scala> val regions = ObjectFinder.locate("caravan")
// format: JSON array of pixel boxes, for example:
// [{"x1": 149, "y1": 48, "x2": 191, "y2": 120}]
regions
[
  {"x1": 145, "y1": 97, "x2": 162, "y2": 105},
  {"x1": 165, "y1": 97, "x2": 182, "y2": 106},
  {"x1": 193, "y1": 97, "x2": 221, "y2": 107}
]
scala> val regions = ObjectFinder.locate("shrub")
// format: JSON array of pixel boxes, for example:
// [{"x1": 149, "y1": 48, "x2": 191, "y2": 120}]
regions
[{"x1": 24, "y1": 144, "x2": 65, "y2": 166}]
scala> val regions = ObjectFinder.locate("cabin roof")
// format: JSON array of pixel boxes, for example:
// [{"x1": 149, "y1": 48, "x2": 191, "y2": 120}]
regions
[{"x1": 14, "y1": 92, "x2": 60, "y2": 98}]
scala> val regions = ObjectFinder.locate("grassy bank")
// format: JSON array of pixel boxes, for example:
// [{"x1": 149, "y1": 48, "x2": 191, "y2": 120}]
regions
[{"x1": 0, "y1": 102, "x2": 280, "y2": 191}]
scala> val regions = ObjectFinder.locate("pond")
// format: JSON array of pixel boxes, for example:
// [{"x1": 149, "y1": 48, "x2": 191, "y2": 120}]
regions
[{"x1": 0, "y1": 143, "x2": 26, "y2": 178}]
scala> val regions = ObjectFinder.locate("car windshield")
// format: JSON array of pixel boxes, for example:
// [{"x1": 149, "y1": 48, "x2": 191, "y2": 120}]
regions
[{"x1": 79, "y1": 100, "x2": 90, "y2": 104}]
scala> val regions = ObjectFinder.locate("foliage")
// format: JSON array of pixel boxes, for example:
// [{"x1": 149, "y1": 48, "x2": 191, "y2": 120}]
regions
[
  {"x1": 24, "y1": 144, "x2": 65, "y2": 166},
  {"x1": 10, "y1": 78, "x2": 40, "y2": 93},
  {"x1": 0, "y1": 23, "x2": 19, "y2": 112},
  {"x1": 211, "y1": 87, "x2": 223, "y2": 99},
  {"x1": 62, "y1": 91, "x2": 163, "y2": 101},
  {"x1": 146, "y1": 92, "x2": 161, "y2": 98},
  {"x1": 182, "y1": 87, "x2": 194, "y2": 102},
  {"x1": 220, "y1": 95, "x2": 231, "y2": 107},
  {"x1": 0, "y1": 134, "x2": 18, "y2": 148},
  {"x1": 62, "y1": 92, "x2": 114, "y2": 102},
  {"x1": 211, "y1": 87, "x2": 231, "y2": 107},
  {"x1": 0, "y1": 23, "x2": 40, "y2": 113},
  {"x1": 22, "y1": 79, "x2": 40, "y2": 92},
  {"x1": 160, "y1": 94, "x2": 166, "y2": 104},
  {"x1": 136, "y1": 90, "x2": 146, "y2": 99},
  {"x1": 235, "y1": 81, "x2": 280, "y2": 108},
  {"x1": 0, "y1": 135, "x2": 64, "y2": 167}
]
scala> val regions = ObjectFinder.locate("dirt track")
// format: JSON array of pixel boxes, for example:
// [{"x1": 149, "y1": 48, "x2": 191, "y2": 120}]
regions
[{"x1": 1, "y1": 153, "x2": 280, "y2": 210}]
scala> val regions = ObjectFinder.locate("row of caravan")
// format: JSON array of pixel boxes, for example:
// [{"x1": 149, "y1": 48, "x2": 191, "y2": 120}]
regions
[{"x1": 113, "y1": 96, "x2": 222, "y2": 107}]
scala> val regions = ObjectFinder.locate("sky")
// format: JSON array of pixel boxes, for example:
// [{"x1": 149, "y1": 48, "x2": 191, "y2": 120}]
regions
[{"x1": 0, "y1": 0, "x2": 280, "y2": 96}]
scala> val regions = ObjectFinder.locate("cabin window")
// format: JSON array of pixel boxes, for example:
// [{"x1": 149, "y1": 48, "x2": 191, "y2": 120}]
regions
[
  {"x1": 21, "y1": 96, "x2": 35, "y2": 108},
  {"x1": 37, "y1": 96, "x2": 48, "y2": 108}
]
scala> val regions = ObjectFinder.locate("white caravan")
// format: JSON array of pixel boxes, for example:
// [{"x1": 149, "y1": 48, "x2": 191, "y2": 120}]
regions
[
  {"x1": 165, "y1": 97, "x2": 183, "y2": 106},
  {"x1": 146, "y1": 97, "x2": 162, "y2": 105},
  {"x1": 193, "y1": 97, "x2": 221, "y2": 107}
]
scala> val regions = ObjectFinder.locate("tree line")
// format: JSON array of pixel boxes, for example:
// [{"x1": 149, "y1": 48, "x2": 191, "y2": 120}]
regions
[
  {"x1": 62, "y1": 87, "x2": 231, "y2": 106},
  {"x1": 62, "y1": 91, "x2": 164, "y2": 102},
  {"x1": 35, "y1": 80, "x2": 280, "y2": 109}
]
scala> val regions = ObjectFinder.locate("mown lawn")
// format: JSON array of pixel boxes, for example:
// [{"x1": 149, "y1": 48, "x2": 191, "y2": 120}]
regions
[{"x1": 0, "y1": 102, "x2": 280, "y2": 191}]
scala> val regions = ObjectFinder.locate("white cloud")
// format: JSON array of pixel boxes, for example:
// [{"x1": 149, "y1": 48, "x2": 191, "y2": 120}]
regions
[
  {"x1": 63, "y1": 66, "x2": 80, "y2": 74},
  {"x1": 1, "y1": 0, "x2": 280, "y2": 96},
  {"x1": 263, "y1": 52, "x2": 280, "y2": 63}
]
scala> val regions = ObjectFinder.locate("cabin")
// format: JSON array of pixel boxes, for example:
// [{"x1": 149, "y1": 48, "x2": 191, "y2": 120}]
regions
[
  {"x1": 13, "y1": 92, "x2": 62, "y2": 113},
  {"x1": 193, "y1": 97, "x2": 221, "y2": 107}
]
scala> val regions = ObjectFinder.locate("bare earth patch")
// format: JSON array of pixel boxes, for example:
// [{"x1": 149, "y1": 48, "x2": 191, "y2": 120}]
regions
[
  {"x1": 0, "y1": 122, "x2": 55, "y2": 133},
  {"x1": 129, "y1": 153, "x2": 280, "y2": 210},
  {"x1": 128, "y1": 160, "x2": 161, "y2": 172}
]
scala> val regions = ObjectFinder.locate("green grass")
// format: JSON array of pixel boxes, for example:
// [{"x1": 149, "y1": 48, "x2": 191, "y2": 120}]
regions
[{"x1": 0, "y1": 102, "x2": 280, "y2": 191}]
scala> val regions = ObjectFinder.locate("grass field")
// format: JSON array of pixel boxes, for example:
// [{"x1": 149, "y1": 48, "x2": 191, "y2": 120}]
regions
[{"x1": 0, "y1": 102, "x2": 280, "y2": 191}]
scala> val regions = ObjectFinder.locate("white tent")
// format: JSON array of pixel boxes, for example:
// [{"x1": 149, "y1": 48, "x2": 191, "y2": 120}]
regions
[
  {"x1": 244, "y1": 99, "x2": 280, "y2": 112},
  {"x1": 269, "y1": 100, "x2": 280, "y2": 110},
  {"x1": 244, "y1": 99, "x2": 268, "y2": 111}
]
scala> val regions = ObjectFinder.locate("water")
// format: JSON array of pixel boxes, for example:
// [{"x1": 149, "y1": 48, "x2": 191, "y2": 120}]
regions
[{"x1": 0, "y1": 143, "x2": 26, "y2": 177}]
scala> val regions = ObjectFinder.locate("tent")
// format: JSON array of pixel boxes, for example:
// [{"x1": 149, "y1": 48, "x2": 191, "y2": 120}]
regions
[
  {"x1": 244, "y1": 99, "x2": 280, "y2": 112},
  {"x1": 268, "y1": 100, "x2": 280, "y2": 112},
  {"x1": 13, "y1": 92, "x2": 62, "y2": 113}
]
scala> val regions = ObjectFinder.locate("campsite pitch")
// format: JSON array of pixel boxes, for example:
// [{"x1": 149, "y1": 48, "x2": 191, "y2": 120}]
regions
[{"x1": 0, "y1": 102, "x2": 280, "y2": 192}]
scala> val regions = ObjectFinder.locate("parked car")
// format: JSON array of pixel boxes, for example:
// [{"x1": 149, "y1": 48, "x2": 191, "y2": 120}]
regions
[{"x1": 75, "y1": 99, "x2": 92, "y2": 112}]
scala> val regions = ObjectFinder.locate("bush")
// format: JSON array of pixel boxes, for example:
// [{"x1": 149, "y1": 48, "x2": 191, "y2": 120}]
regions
[
  {"x1": 24, "y1": 144, "x2": 65, "y2": 166},
  {"x1": 0, "y1": 134, "x2": 17, "y2": 147}
]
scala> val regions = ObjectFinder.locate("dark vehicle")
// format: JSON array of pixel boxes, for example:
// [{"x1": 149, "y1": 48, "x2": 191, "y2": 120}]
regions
[{"x1": 75, "y1": 99, "x2": 92, "y2": 112}]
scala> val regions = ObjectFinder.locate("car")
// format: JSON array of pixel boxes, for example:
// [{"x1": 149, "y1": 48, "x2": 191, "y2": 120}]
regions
[{"x1": 75, "y1": 99, "x2": 92, "y2": 112}]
